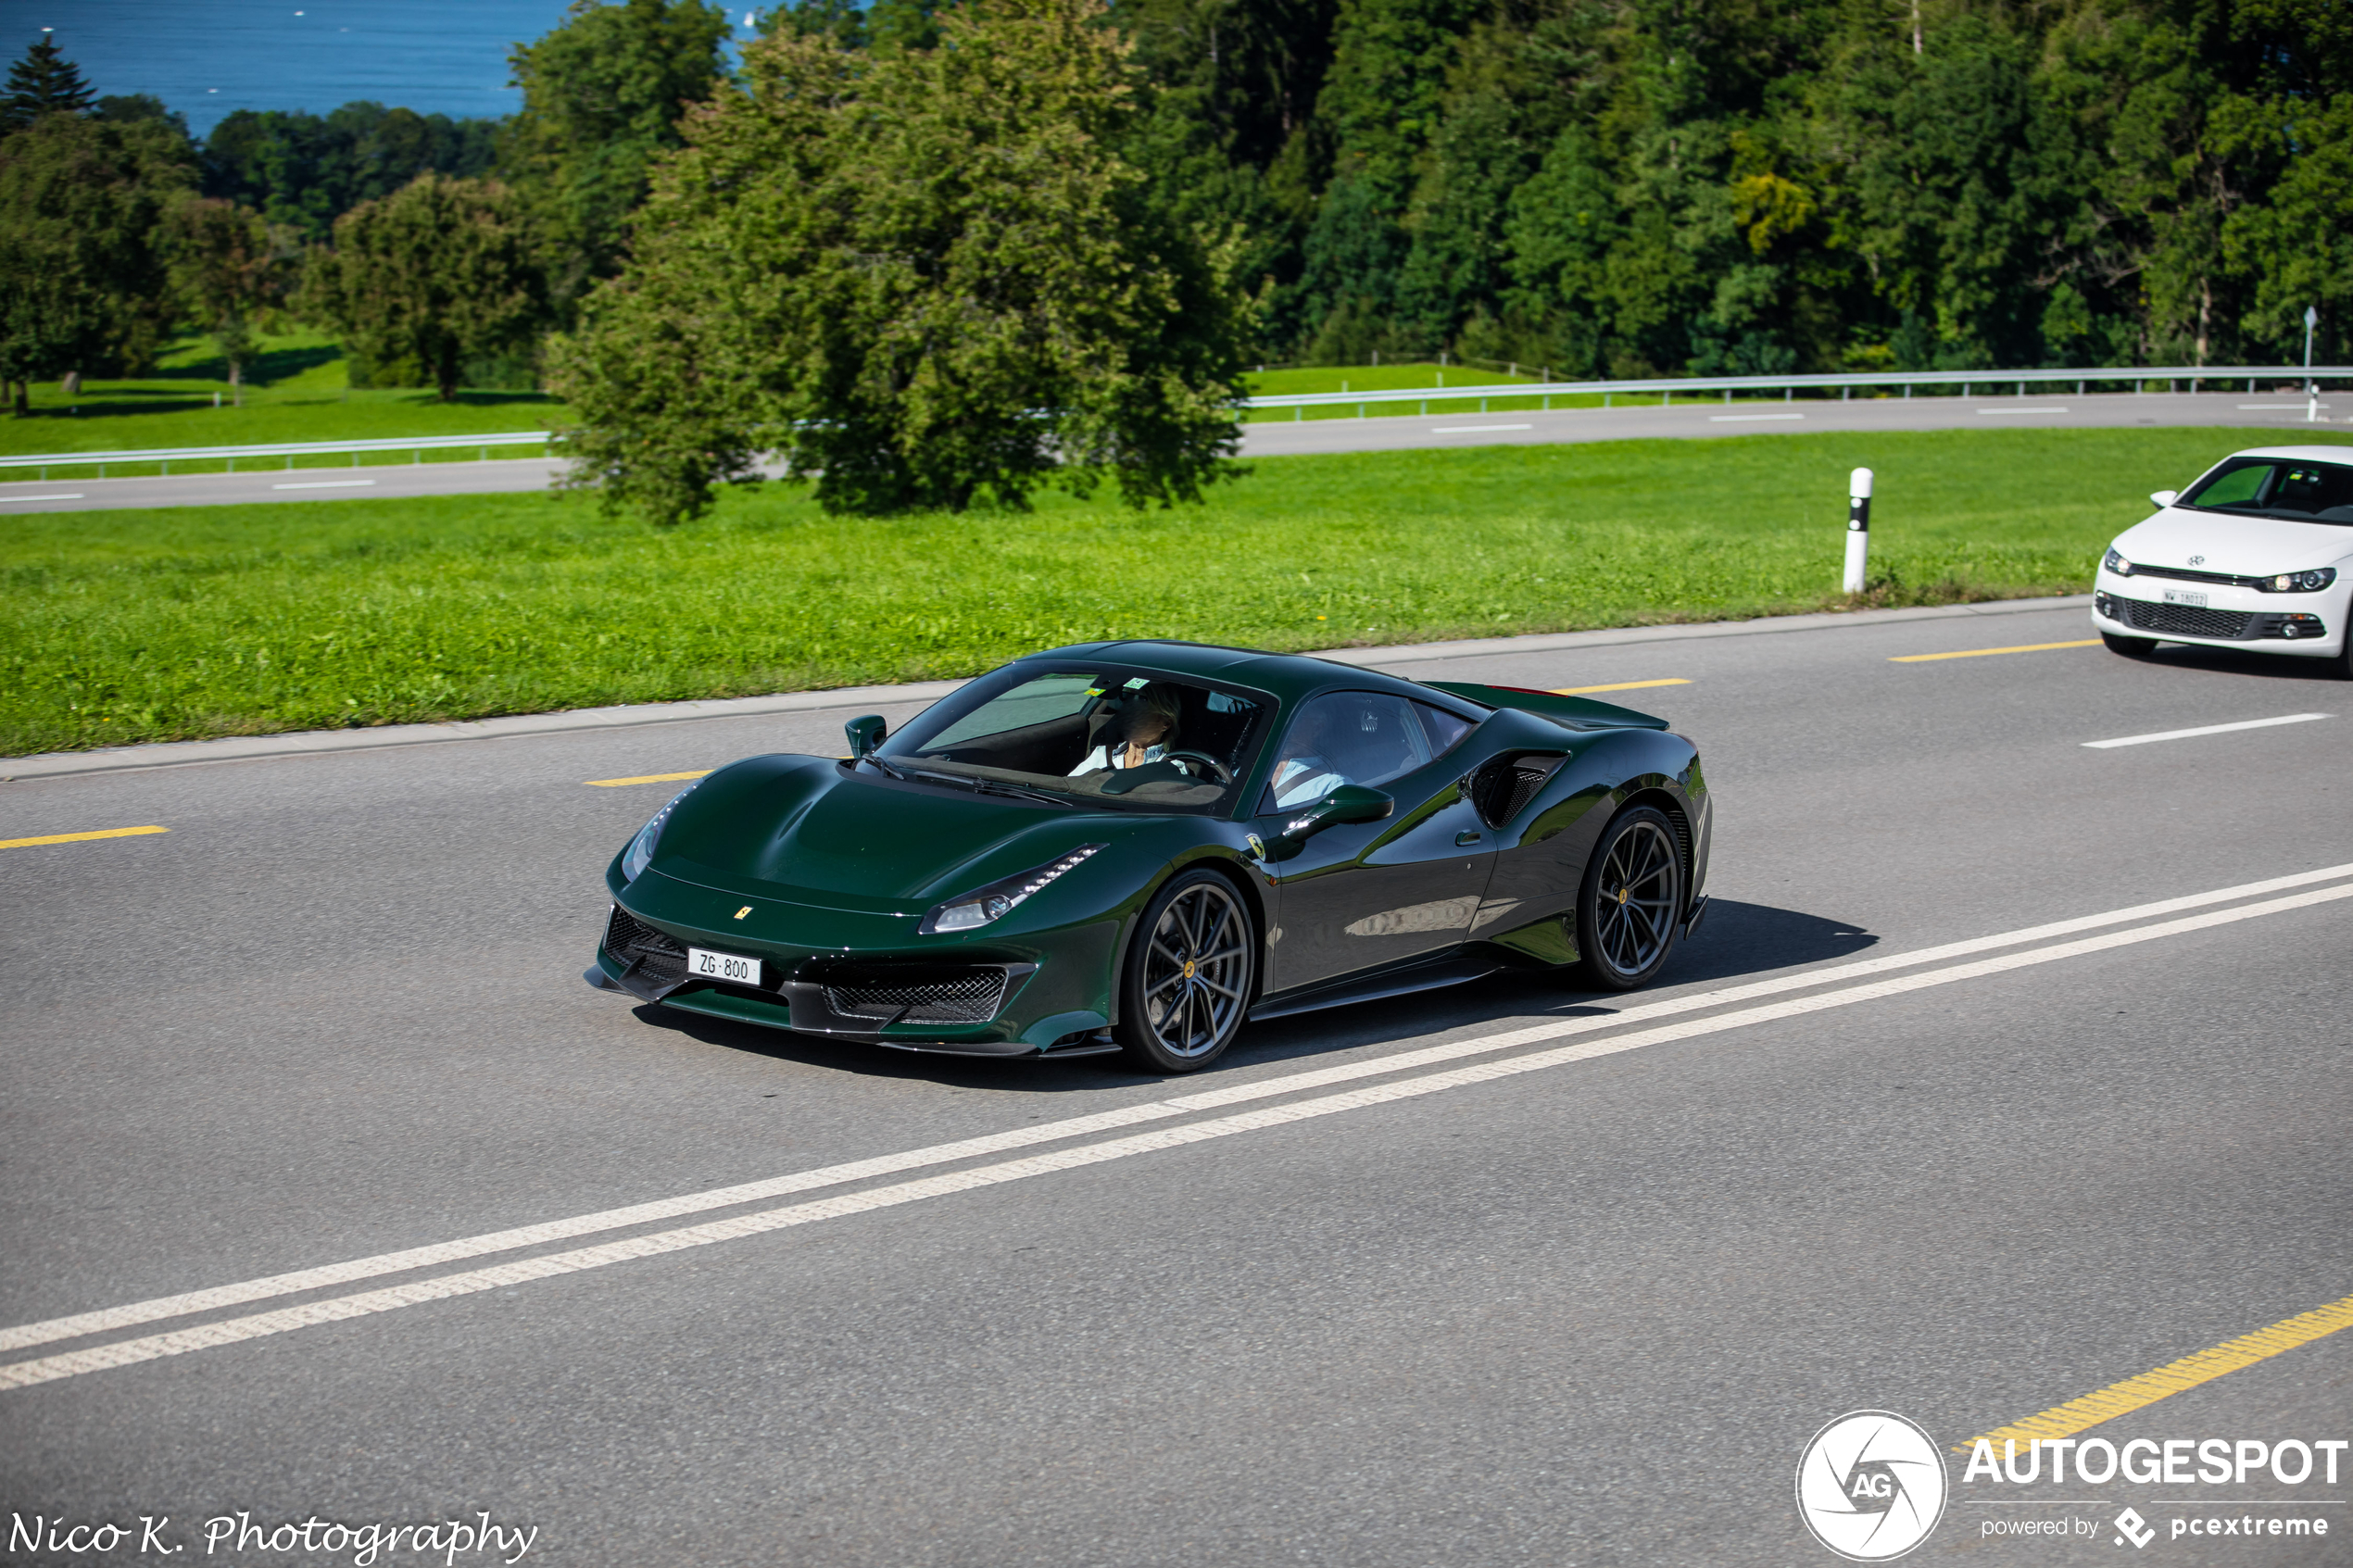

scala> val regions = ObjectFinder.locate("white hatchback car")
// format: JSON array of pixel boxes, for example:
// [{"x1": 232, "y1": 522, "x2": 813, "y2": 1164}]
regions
[{"x1": 2094, "y1": 445, "x2": 2353, "y2": 678}]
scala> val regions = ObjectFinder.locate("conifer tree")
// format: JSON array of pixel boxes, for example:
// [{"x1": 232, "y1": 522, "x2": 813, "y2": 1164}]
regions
[{"x1": 1, "y1": 33, "x2": 96, "y2": 132}]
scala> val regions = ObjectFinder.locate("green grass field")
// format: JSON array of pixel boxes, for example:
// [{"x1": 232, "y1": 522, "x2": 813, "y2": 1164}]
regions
[
  {"x1": 2, "y1": 332, "x2": 572, "y2": 461},
  {"x1": 6, "y1": 426, "x2": 2343, "y2": 758}
]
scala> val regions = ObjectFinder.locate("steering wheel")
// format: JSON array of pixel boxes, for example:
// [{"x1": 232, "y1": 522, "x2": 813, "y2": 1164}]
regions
[{"x1": 1164, "y1": 749, "x2": 1234, "y2": 784}]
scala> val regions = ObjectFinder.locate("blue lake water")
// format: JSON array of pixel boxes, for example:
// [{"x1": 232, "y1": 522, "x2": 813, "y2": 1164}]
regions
[{"x1": 4, "y1": 0, "x2": 761, "y2": 136}]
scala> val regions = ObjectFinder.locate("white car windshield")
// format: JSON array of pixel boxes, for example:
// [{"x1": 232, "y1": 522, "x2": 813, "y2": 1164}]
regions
[{"x1": 2179, "y1": 458, "x2": 2353, "y2": 524}]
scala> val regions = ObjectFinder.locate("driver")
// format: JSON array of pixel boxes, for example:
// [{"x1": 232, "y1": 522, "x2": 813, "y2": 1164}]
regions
[
  {"x1": 1070, "y1": 683, "x2": 1183, "y2": 775},
  {"x1": 1268, "y1": 700, "x2": 1351, "y2": 807}
]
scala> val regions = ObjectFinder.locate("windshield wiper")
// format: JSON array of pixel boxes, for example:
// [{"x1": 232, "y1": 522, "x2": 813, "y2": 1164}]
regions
[{"x1": 968, "y1": 780, "x2": 1070, "y2": 807}]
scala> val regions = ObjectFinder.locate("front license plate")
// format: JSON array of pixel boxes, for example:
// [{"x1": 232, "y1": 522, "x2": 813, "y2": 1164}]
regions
[
  {"x1": 2162, "y1": 587, "x2": 2208, "y2": 608},
  {"x1": 686, "y1": 947, "x2": 761, "y2": 985}
]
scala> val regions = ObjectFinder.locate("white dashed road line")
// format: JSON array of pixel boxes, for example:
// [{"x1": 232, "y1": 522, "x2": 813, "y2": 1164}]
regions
[
  {"x1": 1978, "y1": 407, "x2": 2070, "y2": 415},
  {"x1": 5, "y1": 864, "x2": 2351, "y2": 1390},
  {"x1": 271, "y1": 479, "x2": 379, "y2": 490},
  {"x1": 2083, "y1": 712, "x2": 2332, "y2": 749},
  {"x1": 1708, "y1": 413, "x2": 1804, "y2": 422},
  {"x1": 1430, "y1": 423, "x2": 1532, "y2": 433}
]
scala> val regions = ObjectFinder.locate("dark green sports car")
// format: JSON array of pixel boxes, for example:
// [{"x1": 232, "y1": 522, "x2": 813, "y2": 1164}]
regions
[{"x1": 587, "y1": 640, "x2": 1711, "y2": 1073}]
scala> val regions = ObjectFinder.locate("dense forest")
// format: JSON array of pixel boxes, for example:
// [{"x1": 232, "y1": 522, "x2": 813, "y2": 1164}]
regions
[
  {"x1": 1, "y1": 0, "x2": 2345, "y2": 407},
  {"x1": 1106, "y1": 0, "x2": 2349, "y2": 374}
]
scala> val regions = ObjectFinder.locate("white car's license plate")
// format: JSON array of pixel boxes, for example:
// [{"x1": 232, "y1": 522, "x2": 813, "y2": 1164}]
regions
[
  {"x1": 2162, "y1": 587, "x2": 2208, "y2": 608},
  {"x1": 687, "y1": 947, "x2": 761, "y2": 985}
]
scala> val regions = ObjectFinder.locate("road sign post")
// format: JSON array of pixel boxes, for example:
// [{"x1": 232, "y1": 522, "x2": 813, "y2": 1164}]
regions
[{"x1": 1844, "y1": 469, "x2": 1873, "y2": 595}]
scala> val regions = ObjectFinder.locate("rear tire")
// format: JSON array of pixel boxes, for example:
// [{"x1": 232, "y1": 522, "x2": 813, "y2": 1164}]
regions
[
  {"x1": 1575, "y1": 805, "x2": 1683, "y2": 991},
  {"x1": 1114, "y1": 869, "x2": 1256, "y2": 1073},
  {"x1": 2102, "y1": 630, "x2": 2158, "y2": 659}
]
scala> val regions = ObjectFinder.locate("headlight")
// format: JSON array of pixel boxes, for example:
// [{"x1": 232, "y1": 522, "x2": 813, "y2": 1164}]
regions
[
  {"x1": 620, "y1": 784, "x2": 698, "y2": 883},
  {"x1": 2258, "y1": 568, "x2": 2337, "y2": 594},
  {"x1": 2102, "y1": 547, "x2": 2134, "y2": 577},
  {"x1": 920, "y1": 845, "x2": 1105, "y2": 935}
]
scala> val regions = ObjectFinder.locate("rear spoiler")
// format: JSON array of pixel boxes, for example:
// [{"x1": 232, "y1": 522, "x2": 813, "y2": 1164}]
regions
[{"x1": 1421, "y1": 680, "x2": 1672, "y2": 732}]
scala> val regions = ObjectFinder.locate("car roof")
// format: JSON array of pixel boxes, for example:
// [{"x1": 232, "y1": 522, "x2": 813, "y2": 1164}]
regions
[
  {"x1": 2221, "y1": 445, "x2": 2353, "y2": 463},
  {"x1": 1016, "y1": 639, "x2": 1466, "y2": 708}
]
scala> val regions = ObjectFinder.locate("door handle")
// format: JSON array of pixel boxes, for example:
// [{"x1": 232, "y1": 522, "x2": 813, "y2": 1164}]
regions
[{"x1": 1454, "y1": 830, "x2": 1482, "y2": 846}]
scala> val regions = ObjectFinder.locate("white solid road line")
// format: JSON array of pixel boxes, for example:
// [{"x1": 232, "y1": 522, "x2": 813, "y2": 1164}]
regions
[
  {"x1": 6, "y1": 863, "x2": 2353, "y2": 1387},
  {"x1": 6, "y1": 859, "x2": 2352, "y2": 1358},
  {"x1": 1978, "y1": 407, "x2": 2069, "y2": 415},
  {"x1": 271, "y1": 479, "x2": 378, "y2": 491},
  {"x1": 2, "y1": 493, "x2": 85, "y2": 503},
  {"x1": 2239, "y1": 404, "x2": 2330, "y2": 410},
  {"x1": 2083, "y1": 712, "x2": 2332, "y2": 749},
  {"x1": 1431, "y1": 423, "x2": 1532, "y2": 433},
  {"x1": 1709, "y1": 412, "x2": 1804, "y2": 422}
]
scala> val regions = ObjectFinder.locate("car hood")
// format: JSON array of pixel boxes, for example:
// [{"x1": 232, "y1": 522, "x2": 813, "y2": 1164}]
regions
[
  {"x1": 652, "y1": 755, "x2": 1132, "y2": 913},
  {"x1": 2114, "y1": 509, "x2": 2353, "y2": 574}
]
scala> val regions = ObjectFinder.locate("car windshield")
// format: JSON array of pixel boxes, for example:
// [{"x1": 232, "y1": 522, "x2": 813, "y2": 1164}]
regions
[
  {"x1": 875, "y1": 667, "x2": 1271, "y2": 813},
  {"x1": 2178, "y1": 458, "x2": 2353, "y2": 524}
]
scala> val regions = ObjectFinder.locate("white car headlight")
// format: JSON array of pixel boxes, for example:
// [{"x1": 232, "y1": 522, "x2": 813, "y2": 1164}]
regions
[
  {"x1": 2102, "y1": 547, "x2": 2134, "y2": 577},
  {"x1": 2258, "y1": 568, "x2": 2336, "y2": 593}
]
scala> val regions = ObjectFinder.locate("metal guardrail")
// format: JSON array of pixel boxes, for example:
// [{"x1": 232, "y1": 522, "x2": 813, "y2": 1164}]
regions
[
  {"x1": 0, "y1": 431, "x2": 551, "y2": 479},
  {"x1": 0, "y1": 363, "x2": 2340, "y2": 475},
  {"x1": 1240, "y1": 364, "x2": 2348, "y2": 415}
]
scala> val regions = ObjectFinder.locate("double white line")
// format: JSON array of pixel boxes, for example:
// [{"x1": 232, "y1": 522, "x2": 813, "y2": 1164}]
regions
[{"x1": 7, "y1": 862, "x2": 2353, "y2": 1392}]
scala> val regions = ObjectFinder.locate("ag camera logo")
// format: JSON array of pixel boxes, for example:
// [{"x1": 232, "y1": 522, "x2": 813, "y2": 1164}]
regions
[{"x1": 1796, "y1": 1410, "x2": 1950, "y2": 1561}]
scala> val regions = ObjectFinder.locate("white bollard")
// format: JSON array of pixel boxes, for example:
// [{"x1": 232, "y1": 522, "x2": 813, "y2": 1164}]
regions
[{"x1": 1844, "y1": 468, "x2": 1873, "y2": 594}]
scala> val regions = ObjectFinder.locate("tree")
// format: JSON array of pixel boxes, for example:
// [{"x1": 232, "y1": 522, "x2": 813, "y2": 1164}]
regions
[
  {"x1": 202, "y1": 103, "x2": 499, "y2": 244},
  {"x1": 0, "y1": 109, "x2": 193, "y2": 410},
  {"x1": 303, "y1": 173, "x2": 545, "y2": 402},
  {"x1": 167, "y1": 197, "x2": 294, "y2": 403},
  {"x1": 549, "y1": 0, "x2": 1252, "y2": 521},
  {"x1": 1, "y1": 33, "x2": 95, "y2": 132},
  {"x1": 503, "y1": 0, "x2": 733, "y2": 314}
]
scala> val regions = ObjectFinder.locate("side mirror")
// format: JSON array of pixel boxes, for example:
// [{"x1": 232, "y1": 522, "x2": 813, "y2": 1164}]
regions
[
  {"x1": 844, "y1": 714, "x2": 887, "y2": 758},
  {"x1": 1277, "y1": 783, "x2": 1393, "y2": 845},
  {"x1": 2149, "y1": 489, "x2": 2179, "y2": 508}
]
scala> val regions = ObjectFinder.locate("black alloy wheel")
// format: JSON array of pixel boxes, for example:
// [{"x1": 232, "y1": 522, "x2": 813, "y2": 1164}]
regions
[
  {"x1": 1116, "y1": 869, "x2": 1255, "y2": 1073},
  {"x1": 1576, "y1": 805, "x2": 1684, "y2": 991},
  {"x1": 2101, "y1": 630, "x2": 2158, "y2": 659}
]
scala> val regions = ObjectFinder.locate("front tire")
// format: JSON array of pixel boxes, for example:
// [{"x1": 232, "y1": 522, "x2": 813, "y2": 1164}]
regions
[
  {"x1": 1115, "y1": 869, "x2": 1255, "y2": 1073},
  {"x1": 2102, "y1": 630, "x2": 2158, "y2": 659},
  {"x1": 1576, "y1": 805, "x2": 1684, "y2": 991}
]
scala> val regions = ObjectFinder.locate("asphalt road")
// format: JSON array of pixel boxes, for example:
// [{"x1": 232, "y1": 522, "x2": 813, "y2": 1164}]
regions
[
  {"x1": 2, "y1": 603, "x2": 2348, "y2": 1565},
  {"x1": 0, "y1": 390, "x2": 2334, "y2": 514}
]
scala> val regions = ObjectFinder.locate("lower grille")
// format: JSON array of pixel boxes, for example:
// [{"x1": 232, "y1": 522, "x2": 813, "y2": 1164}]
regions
[
  {"x1": 824, "y1": 968, "x2": 1008, "y2": 1023},
  {"x1": 604, "y1": 904, "x2": 688, "y2": 988},
  {"x1": 2120, "y1": 598, "x2": 2254, "y2": 640}
]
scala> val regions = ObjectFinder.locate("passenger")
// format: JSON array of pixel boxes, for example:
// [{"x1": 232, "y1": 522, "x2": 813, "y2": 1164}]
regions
[
  {"x1": 1071, "y1": 684, "x2": 1183, "y2": 775},
  {"x1": 1268, "y1": 701, "x2": 1351, "y2": 807}
]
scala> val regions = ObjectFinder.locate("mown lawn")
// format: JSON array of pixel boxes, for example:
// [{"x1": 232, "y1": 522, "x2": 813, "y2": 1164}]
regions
[
  {"x1": 2, "y1": 332, "x2": 571, "y2": 459},
  {"x1": 6, "y1": 426, "x2": 2341, "y2": 757}
]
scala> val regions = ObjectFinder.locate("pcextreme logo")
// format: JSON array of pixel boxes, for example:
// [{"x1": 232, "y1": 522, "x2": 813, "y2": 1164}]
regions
[{"x1": 1796, "y1": 1411, "x2": 1951, "y2": 1562}]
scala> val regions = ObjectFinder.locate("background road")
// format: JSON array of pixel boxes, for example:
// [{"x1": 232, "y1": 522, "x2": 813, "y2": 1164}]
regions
[
  {"x1": 0, "y1": 389, "x2": 2334, "y2": 513},
  {"x1": 2, "y1": 604, "x2": 2347, "y2": 1564}
]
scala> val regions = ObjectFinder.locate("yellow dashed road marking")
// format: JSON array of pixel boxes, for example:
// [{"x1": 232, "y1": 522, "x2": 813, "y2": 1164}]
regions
[
  {"x1": 0, "y1": 825, "x2": 169, "y2": 850},
  {"x1": 1957, "y1": 1292, "x2": 2353, "y2": 1450},
  {"x1": 1551, "y1": 679, "x2": 1692, "y2": 696},
  {"x1": 585, "y1": 771, "x2": 712, "y2": 788},
  {"x1": 1891, "y1": 639, "x2": 2101, "y2": 663}
]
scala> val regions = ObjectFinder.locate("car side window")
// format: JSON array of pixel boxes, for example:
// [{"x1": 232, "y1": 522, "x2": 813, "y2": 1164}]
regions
[
  {"x1": 1260, "y1": 692, "x2": 1437, "y2": 812},
  {"x1": 1412, "y1": 701, "x2": 1476, "y2": 759}
]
